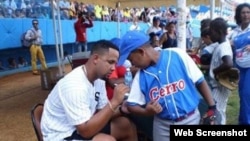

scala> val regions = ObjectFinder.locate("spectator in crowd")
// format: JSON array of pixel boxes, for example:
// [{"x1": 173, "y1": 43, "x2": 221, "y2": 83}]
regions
[
  {"x1": 209, "y1": 17, "x2": 233, "y2": 125},
  {"x1": 59, "y1": 0, "x2": 70, "y2": 19},
  {"x1": 129, "y1": 17, "x2": 141, "y2": 31},
  {"x1": 110, "y1": 8, "x2": 116, "y2": 21},
  {"x1": 200, "y1": 27, "x2": 217, "y2": 76},
  {"x1": 17, "y1": 56, "x2": 28, "y2": 68},
  {"x1": 101, "y1": 5, "x2": 109, "y2": 21},
  {"x1": 230, "y1": 3, "x2": 250, "y2": 125},
  {"x1": 7, "y1": 57, "x2": 18, "y2": 69},
  {"x1": 168, "y1": 7, "x2": 177, "y2": 22},
  {"x1": 13, "y1": 9, "x2": 21, "y2": 18},
  {"x1": 16, "y1": 0, "x2": 26, "y2": 10},
  {"x1": 94, "y1": 4, "x2": 102, "y2": 21},
  {"x1": 3, "y1": 0, "x2": 17, "y2": 16},
  {"x1": 190, "y1": 18, "x2": 213, "y2": 55},
  {"x1": 74, "y1": 11, "x2": 93, "y2": 52},
  {"x1": 123, "y1": 7, "x2": 131, "y2": 22},
  {"x1": 35, "y1": 7, "x2": 49, "y2": 19},
  {"x1": 0, "y1": 60, "x2": 8, "y2": 71},
  {"x1": 147, "y1": 16, "x2": 161, "y2": 35},
  {"x1": 25, "y1": 19, "x2": 47, "y2": 75},
  {"x1": 149, "y1": 32, "x2": 161, "y2": 51},
  {"x1": 0, "y1": 8, "x2": 5, "y2": 18},
  {"x1": 186, "y1": 20, "x2": 193, "y2": 49},
  {"x1": 159, "y1": 21, "x2": 167, "y2": 35},
  {"x1": 159, "y1": 21, "x2": 177, "y2": 49},
  {"x1": 197, "y1": 26, "x2": 218, "y2": 116},
  {"x1": 41, "y1": 40, "x2": 137, "y2": 141},
  {"x1": 68, "y1": 0, "x2": 76, "y2": 19},
  {"x1": 139, "y1": 7, "x2": 149, "y2": 23}
]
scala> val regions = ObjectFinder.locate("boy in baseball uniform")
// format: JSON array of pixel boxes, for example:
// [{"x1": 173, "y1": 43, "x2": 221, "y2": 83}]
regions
[{"x1": 119, "y1": 31, "x2": 216, "y2": 141}]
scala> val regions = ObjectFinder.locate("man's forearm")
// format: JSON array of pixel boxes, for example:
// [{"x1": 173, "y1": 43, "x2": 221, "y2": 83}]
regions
[{"x1": 77, "y1": 103, "x2": 119, "y2": 138}]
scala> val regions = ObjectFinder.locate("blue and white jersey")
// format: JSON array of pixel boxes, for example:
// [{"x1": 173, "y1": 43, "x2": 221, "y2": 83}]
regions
[
  {"x1": 127, "y1": 48, "x2": 204, "y2": 120},
  {"x1": 233, "y1": 30, "x2": 250, "y2": 68}
]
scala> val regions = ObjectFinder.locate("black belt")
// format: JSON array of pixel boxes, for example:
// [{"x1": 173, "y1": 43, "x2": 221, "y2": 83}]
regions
[{"x1": 173, "y1": 110, "x2": 195, "y2": 122}]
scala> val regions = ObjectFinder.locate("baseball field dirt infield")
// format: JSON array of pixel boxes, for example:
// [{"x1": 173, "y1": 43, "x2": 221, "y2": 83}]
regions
[{"x1": 0, "y1": 64, "x2": 72, "y2": 141}]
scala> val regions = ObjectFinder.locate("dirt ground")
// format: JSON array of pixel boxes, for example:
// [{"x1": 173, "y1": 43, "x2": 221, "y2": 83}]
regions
[{"x1": 0, "y1": 65, "x2": 72, "y2": 141}]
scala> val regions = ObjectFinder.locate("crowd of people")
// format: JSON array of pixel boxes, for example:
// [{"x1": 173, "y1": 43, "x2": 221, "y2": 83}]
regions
[
  {"x1": 0, "y1": 0, "x2": 181, "y2": 23},
  {"x1": 0, "y1": 0, "x2": 235, "y2": 24}
]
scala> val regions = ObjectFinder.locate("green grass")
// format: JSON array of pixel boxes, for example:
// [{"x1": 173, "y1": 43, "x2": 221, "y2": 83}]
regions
[{"x1": 226, "y1": 90, "x2": 240, "y2": 125}]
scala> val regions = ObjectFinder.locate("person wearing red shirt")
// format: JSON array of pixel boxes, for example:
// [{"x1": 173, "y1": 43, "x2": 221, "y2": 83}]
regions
[
  {"x1": 74, "y1": 12, "x2": 93, "y2": 52},
  {"x1": 106, "y1": 65, "x2": 126, "y2": 100}
]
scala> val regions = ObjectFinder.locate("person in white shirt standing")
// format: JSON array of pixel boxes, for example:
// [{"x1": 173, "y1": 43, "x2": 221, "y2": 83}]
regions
[
  {"x1": 25, "y1": 19, "x2": 47, "y2": 75},
  {"x1": 41, "y1": 40, "x2": 137, "y2": 141},
  {"x1": 209, "y1": 18, "x2": 234, "y2": 125}
]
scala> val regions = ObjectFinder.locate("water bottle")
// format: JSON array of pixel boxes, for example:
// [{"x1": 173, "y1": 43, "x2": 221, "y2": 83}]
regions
[{"x1": 124, "y1": 67, "x2": 133, "y2": 98}]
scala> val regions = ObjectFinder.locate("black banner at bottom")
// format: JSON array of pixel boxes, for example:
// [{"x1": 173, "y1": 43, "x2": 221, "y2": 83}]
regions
[{"x1": 170, "y1": 125, "x2": 250, "y2": 140}]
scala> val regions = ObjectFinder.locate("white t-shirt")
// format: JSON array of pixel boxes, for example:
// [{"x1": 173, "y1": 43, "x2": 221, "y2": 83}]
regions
[
  {"x1": 147, "y1": 26, "x2": 162, "y2": 35},
  {"x1": 129, "y1": 23, "x2": 141, "y2": 31},
  {"x1": 209, "y1": 40, "x2": 233, "y2": 87},
  {"x1": 201, "y1": 42, "x2": 218, "y2": 55},
  {"x1": 41, "y1": 66, "x2": 108, "y2": 141}
]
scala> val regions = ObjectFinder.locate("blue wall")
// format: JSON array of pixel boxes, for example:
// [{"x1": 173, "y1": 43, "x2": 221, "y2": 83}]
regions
[
  {"x1": 0, "y1": 18, "x2": 201, "y2": 77},
  {"x1": 0, "y1": 19, "x2": 151, "y2": 77},
  {"x1": 0, "y1": 19, "x2": 151, "y2": 50}
]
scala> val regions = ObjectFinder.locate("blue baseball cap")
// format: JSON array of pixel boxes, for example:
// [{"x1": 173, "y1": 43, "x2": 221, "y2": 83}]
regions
[
  {"x1": 117, "y1": 31, "x2": 149, "y2": 66},
  {"x1": 110, "y1": 37, "x2": 122, "y2": 49}
]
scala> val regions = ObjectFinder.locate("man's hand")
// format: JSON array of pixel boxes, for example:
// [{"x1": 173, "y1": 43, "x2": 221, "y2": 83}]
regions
[
  {"x1": 110, "y1": 84, "x2": 129, "y2": 107},
  {"x1": 145, "y1": 100, "x2": 162, "y2": 115}
]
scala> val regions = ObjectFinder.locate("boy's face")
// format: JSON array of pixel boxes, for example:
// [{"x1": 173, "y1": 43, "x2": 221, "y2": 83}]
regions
[{"x1": 128, "y1": 47, "x2": 151, "y2": 69}]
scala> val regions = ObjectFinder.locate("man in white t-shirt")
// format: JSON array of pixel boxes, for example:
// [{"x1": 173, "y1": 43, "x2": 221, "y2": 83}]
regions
[{"x1": 41, "y1": 40, "x2": 137, "y2": 141}]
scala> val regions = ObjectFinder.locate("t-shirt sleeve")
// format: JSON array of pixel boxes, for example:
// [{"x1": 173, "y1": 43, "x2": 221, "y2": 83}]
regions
[
  {"x1": 127, "y1": 71, "x2": 146, "y2": 106},
  {"x1": 219, "y1": 41, "x2": 233, "y2": 58}
]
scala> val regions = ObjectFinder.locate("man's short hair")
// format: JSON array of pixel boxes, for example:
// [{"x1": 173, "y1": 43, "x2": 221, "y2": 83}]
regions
[
  {"x1": 32, "y1": 19, "x2": 38, "y2": 24},
  {"x1": 91, "y1": 40, "x2": 119, "y2": 55}
]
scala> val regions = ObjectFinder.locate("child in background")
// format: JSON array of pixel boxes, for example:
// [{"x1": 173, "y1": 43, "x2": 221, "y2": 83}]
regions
[{"x1": 209, "y1": 18, "x2": 234, "y2": 125}]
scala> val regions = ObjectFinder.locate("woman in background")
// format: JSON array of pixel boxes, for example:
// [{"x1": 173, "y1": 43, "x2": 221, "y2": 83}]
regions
[{"x1": 230, "y1": 3, "x2": 250, "y2": 125}]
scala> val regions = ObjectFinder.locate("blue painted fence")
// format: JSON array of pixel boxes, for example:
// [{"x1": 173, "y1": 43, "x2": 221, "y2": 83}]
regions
[
  {"x1": 0, "y1": 19, "x2": 151, "y2": 50},
  {"x1": 0, "y1": 18, "x2": 201, "y2": 77}
]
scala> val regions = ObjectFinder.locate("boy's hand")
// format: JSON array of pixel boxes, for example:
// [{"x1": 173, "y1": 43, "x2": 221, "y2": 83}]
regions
[{"x1": 145, "y1": 100, "x2": 162, "y2": 115}]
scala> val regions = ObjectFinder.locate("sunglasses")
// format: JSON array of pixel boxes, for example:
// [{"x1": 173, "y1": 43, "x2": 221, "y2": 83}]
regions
[{"x1": 33, "y1": 23, "x2": 38, "y2": 25}]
